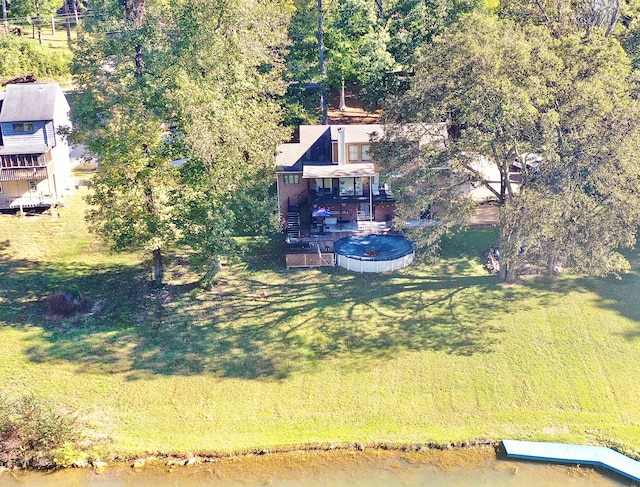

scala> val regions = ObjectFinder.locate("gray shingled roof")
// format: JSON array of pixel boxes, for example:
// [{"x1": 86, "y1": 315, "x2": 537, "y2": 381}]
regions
[
  {"x1": 0, "y1": 144, "x2": 49, "y2": 155},
  {"x1": 0, "y1": 83, "x2": 61, "y2": 123},
  {"x1": 329, "y1": 124, "x2": 383, "y2": 143}
]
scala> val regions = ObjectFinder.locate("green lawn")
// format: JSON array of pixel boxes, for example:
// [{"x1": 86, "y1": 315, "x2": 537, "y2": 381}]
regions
[{"x1": 0, "y1": 187, "x2": 639, "y2": 460}]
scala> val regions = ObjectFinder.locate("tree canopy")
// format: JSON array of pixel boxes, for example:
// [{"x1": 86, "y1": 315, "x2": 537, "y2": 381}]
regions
[
  {"x1": 72, "y1": 0, "x2": 291, "y2": 284},
  {"x1": 283, "y1": 0, "x2": 482, "y2": 121},
  {"x1": 378, "y1": 12, "x2": 640, "y2": 280}
]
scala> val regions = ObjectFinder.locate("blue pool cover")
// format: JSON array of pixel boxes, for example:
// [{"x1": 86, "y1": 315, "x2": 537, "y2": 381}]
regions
[{"x1": 334, "y1": 234, "x2": 415, "y2": 261}]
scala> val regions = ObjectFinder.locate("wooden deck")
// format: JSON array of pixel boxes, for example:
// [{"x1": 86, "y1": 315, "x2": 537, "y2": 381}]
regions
[
  {"x1": 502, "y1": 440, "x2": 640, "y2": 482},
  {"x1": 0, "y1": 195, "x2": 54, "y2": 210},
  {"x1": 285, "y1": 251, "x2": 335, "y2": 268}
]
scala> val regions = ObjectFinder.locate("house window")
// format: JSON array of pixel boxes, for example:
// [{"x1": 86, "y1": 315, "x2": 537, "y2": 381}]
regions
[
  {"x1": 362, "y1": 145, "x2": 371, "y2": 161},
  {"x1": 13, "y1": 123, "x2": 34, "y2": 133},
  {"x1": 28, "y1": 181, "x2": 37, "y2": 192},
  {"x1": 348, "y1": 145, "x2": 359, "y2": 162},
  {"x1": 0, "y1": 182, "x2": 3, "y2": 194},
  {"x1": 283, "y1": 174, "x2": 300, "y2": 184}
]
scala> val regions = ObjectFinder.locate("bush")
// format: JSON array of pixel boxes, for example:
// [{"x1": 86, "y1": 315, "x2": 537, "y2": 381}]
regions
[
  {"x1": 47, "y1": 288, "x2": 90, "y2": 317},
  {"x1": 0, "y1": 394, "x2": 84, "y2": 469},
  {"x1": 0, "y1": 37, "x2": 71, "y2": 79}
]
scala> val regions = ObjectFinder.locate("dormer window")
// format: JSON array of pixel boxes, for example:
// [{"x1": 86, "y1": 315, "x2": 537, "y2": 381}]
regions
[{"x1": 13, "y1": 122, "x2": 34, "y2": 133}]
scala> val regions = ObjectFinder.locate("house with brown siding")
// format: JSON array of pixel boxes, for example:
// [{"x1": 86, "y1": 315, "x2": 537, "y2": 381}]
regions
[
  {"x1": 276, "y1": 124, "x2": 398, "y2": 238},
  {"x1": 0, "y1": 83, "x2": 72, "y2": 211}
]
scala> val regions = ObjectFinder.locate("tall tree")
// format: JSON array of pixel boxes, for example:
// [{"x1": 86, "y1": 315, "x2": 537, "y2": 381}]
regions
[
  {"x1": 83, "y1": 108, "x2": 177, "y2": 284},
  {"x1": 164, "y1": 0, "x2": 290, "y2": 284},
  {"x1": 73, "y1": 0, "x2": 291, "y2": 285},
  {"x1": 72, "y1": 0, "x2": 173, "y2": 284},
  {"x1": 325, "y1": 0, "x2": 396, "y2": 110},
  {"x1": 283, "y1": 0, "x2": 324, "y2": 125},
  {"x1": 378, "y1": 12, "x2": 640, "y2": 280},
  {"x1": 499, "y1": 35, "x2": 640, "y2": 279},
  {"x1": 283, "y1": 0, "x2": 478, "y2": 120},
  {"x1": 498, "y1": 0, "x2": 640, "y2": 38}
]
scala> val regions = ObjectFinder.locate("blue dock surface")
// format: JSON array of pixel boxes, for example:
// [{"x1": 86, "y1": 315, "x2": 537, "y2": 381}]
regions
[{"x1": 502, "y1": 440, "x2": 640, "y2": 483}]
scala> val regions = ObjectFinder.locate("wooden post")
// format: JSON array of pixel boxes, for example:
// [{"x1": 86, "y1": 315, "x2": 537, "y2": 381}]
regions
[
  {"x1": 51, "y1": 15, "x2": 55, "y2": 35},
  {"x1": 35, "y1": 0, "x2": 42, "y2": 44},
  {"x1": 64, "y1": 0, "x2": 72, "y2": 42},
  {"x1": 2, "y1": 0, "x2": 8, "y2": 29}
]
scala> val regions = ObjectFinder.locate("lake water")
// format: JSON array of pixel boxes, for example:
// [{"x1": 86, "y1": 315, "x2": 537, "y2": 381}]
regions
[{"x1": 1, "y1": 449, "x2": 629, "y2": 486}]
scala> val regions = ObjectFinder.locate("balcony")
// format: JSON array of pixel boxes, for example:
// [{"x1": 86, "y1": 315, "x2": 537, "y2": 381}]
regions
[
  {"x1": 310, "y1": 187, "x2": 395, "y2": 206},
  {"x1": 0, "y1": 166, "x2": 49, "y2": 182}
]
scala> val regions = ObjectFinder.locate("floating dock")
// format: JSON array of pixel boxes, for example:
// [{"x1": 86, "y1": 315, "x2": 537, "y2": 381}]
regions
[{"x1": 502, "y1": 440, "x2": 640, "y2": 483}]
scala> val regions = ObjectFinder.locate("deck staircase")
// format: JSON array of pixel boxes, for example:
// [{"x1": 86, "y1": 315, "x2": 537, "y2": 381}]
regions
[{"x1": 286, "y1": 205, "x2": 301, "y2": 238}]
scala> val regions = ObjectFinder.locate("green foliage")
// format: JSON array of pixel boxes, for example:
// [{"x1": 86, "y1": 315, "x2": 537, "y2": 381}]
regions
[
  {"x1": 0, "y1": 394, "x2": 84, "y2": 469},
  {"x1": 7, "y1": 0, "x2": 60, "y2": 18},
  {"x1": 386, "y1": 0, "x2": 479, "y2": 68},
  {"x1": 0, "y1": 37, "x2": 71, "y2": 78},
  {"x1": 498, "y1": 35, "x2": 640, "y2": 279},
  {"x1": 162, "y1": 0, "x2": 290, "y2": 283},
  {"x1": 380, "y1": 12, "x2": 640, "y2": 280},
  {"x1": 73, "y1": 0, "x2": 291, "y2": 285},
  {"x1": 283, "y1": 0, "x2": 482, "y2": 115}
]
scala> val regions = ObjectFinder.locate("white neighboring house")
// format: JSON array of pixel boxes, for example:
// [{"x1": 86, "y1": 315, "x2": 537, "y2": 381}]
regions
[
  {"x1": 0, "y1": 83, "x2": 73, "y2": 211},
  {"x1": 465, "y1": 153, "x2": 541, "y2": 202}
]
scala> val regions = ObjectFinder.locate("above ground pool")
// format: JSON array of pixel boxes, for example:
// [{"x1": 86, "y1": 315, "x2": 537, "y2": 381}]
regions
[{"x1": 334, "y1": 234, "x2": 415, "y2": 273}]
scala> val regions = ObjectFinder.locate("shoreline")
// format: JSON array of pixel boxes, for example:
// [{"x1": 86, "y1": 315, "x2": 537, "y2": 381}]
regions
[
  {"x1": 0, "y1": 439, "x2": 499, "y2": 472},
  {"x1": 3, "y1": 443, "x2": 630, "y2": 487},
  {"x1": 120, "y1": 438, "x2": 500, "y2": 469},
  {"x1": 5, "y1": 437, "x2": 639, "y2": 475}
]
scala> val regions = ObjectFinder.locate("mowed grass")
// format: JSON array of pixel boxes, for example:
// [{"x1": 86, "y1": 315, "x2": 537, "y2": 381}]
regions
[{"x1": 0, "y1": 187, "x2": 639, "y2": 459}]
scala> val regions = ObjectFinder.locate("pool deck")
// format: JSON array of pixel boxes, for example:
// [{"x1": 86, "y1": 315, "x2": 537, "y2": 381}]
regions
[
  {"x1": 502, "y1": 440, "x2": 640, "y2": 483},
  {"x1": 292, "y1": 222, "x2": 397, "y2": 251}
]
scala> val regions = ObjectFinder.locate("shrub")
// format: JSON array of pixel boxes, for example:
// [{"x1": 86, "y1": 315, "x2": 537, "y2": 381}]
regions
[
  {"x1": 0, "y1": 394, "x2": 84, "y2": 469},
  {"x1": 0, "y1": 37, "x2": 71, "y2": 79}
]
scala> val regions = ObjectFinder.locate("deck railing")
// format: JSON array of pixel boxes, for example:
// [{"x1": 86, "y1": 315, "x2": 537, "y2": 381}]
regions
[
  {"x1": 0, "y1": 194, "x2": 54, "y2": 210},
  {"x1": 0, "y1": 166, "x2": 49, "y2": 182}
]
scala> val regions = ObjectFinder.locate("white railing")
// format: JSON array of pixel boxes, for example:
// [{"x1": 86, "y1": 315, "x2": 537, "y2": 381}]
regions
[{"x1": 0, "y1": 194, "x2": 54, "y2": 209}]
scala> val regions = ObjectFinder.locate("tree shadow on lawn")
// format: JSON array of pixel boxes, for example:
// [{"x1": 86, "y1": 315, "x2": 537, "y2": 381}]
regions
[
  {"x1": 440, "y1": 227, "x2": 640, "y2": 342},
  {"x1": 497, "y1": 252, "x2": 640, "y2": 343},
  {"x1": 578, "y1": 255, "x2": 640, "y2": 342},
  {"x1": 1, "y1": 248, "x2": 572, "y2": 380},
  {"x1": 98, "y1": 271, "x2": 515, "y2": 379}
]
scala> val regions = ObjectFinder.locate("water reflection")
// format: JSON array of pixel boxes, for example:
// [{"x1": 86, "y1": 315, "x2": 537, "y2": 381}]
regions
[{"x1": 2, "y1": 449, "x2": 629, "y2": 487}]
